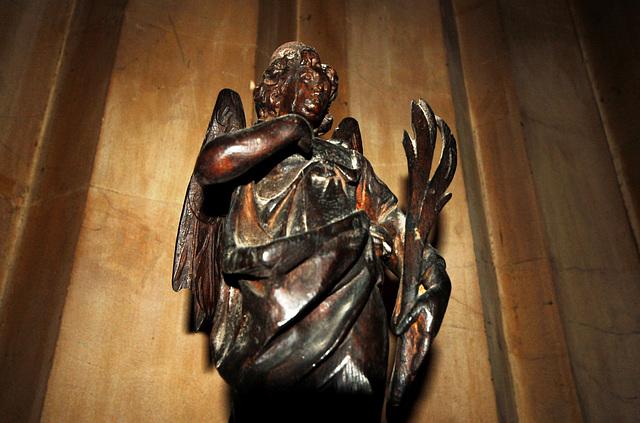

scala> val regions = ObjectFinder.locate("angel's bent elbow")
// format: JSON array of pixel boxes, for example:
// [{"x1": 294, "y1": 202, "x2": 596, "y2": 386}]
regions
[
  {"x1": 193, "y1": 162, "x2": 219, "y2": 185},
  {"x1": 194, "y1": 149, "x2": 234, "y2": 185}
]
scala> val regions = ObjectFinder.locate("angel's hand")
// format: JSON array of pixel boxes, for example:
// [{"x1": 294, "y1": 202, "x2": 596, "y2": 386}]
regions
[
  {"x1": 392, "y1": 248, "x2": 451, "y2": 336},
  {"x1": 273, "y1": 114, "x2": 314, "y2": 153},
  {"x1": 370, "y1": 224, "x2": 393, "y2": 263}
]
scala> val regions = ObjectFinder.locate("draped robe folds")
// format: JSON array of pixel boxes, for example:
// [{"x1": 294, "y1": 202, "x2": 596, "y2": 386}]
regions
[{"x1": 210, "y1": 138, "x2": 406, "y2": 400}]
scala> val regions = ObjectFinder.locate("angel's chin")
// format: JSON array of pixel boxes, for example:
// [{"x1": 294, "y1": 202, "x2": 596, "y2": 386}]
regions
[{"x1": 297, "y1": 105, "x2": 326, "y2": 125}]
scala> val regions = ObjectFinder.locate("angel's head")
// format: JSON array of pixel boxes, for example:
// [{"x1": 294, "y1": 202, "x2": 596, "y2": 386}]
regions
[{"x1": 254, "y1": 42, "x2": 338, "y2": 135}]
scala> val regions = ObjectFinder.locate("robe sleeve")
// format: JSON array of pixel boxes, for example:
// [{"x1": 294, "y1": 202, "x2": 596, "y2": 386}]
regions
[{"x1": 356, "y1": 157, "x2": 406, "y2": 278}]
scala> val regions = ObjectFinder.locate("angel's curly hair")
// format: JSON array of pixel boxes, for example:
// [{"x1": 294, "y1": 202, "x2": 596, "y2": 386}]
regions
[{"x1": 253, "y1": 42, "x2": 338, "y2": 135}]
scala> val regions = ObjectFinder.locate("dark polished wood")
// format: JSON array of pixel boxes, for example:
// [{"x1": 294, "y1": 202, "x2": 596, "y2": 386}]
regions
[{"x1": 173, "y1": 41, "x2": 456, "y2": 422}]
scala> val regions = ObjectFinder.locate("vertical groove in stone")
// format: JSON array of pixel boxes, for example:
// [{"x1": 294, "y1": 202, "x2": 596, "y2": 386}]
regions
[
  {"x1": 566, "y1": 0, "x2": 640, "y2": 259},
  {"x1": 439, "y1": 1, "x2": 517, "y2": 421},
  {"x1": 0, "y1": 0, "x2": 78, "y2": 322},
  {"x1": 0, "y1": 1, "x2": 127, "y2": 421}
]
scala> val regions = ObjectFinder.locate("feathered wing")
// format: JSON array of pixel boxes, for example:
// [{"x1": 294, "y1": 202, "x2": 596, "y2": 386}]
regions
[
  {"x1": 172, "y1": 88, "x2": 246, "y2": 331},
  {"x1": 332, "y1": 117, "x2": 363, "y2": 154}
]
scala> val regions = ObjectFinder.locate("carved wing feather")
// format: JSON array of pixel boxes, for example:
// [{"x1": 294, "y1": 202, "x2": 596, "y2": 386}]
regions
[
  {"x1": 332, "y1": 117, "x2": 363, "y2": 154},
  {"x1": 172, "y1": 89, "x2": 246, "y2": 330}
]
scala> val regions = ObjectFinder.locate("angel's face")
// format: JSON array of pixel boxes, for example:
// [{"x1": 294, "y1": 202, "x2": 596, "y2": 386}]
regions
[
  {"x1": 281, "y1": 50, "x2": 332, "y2": 127},
  {"x1": 254, "y1": 46, "x2": 337, "y2": 131}
]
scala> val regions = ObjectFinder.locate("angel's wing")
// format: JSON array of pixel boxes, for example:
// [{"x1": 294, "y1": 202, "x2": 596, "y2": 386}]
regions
[
  {"x1": 172, "y1": 89, "x2": 246, "y2": 331},
  {"x1": 332, "y1": 117, "x2": 363, "y2": 154}
]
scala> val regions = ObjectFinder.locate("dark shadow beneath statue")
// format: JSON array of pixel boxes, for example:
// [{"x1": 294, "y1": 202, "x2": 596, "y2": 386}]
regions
[{"x1": 231, "y1": 390, "x2": 383, "y2": 423}]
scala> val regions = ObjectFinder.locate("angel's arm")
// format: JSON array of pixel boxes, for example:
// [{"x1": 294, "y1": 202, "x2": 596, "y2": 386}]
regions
[
  {"x1": 194, "y1": 114, "x2": 313, "y2": 185},
  {"x1": 358, "y1": 156, "x2": 450, "y2": 332},
  {"x1": 355, "y1": 158, "x2": 405, "y2": 277},
  {"x1": 332, "y1": 118, "x2": 404, "y2": 276}
]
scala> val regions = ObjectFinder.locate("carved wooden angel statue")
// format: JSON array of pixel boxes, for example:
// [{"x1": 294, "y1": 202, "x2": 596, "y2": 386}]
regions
[{"x1": 173, "y1": 42, "x2": 456, "y2": 422}]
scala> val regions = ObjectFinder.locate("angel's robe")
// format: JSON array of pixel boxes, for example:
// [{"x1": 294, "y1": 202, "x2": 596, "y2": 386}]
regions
[{"x1": 209, "y1": 137, "x2": 405, "y2": 412}]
